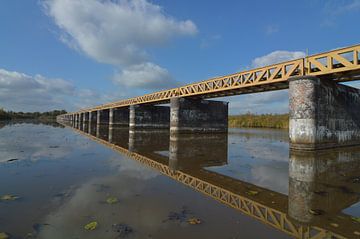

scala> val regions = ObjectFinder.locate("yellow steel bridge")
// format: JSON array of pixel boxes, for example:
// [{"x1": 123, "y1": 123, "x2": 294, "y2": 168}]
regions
[{"x1": 62, "y1": 44, "x2": 360, "y2": 115}]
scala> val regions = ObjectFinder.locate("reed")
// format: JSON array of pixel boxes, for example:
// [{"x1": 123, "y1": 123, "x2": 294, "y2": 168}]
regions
[{"x1": 229, "y1": 113, "x2": 289, "y2": 129}]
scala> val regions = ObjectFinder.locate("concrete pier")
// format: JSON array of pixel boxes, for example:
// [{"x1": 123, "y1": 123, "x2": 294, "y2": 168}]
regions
[
  {"x1": 82, "y1": 112, "x2": 89, "y2": 131},
  {"x1": 79, "y1": 113, "x2": 84, "y2": 129},
  {"x1": 170, "y1": 98, "x2": 228, "y2": 134},
  {"x1": 109, "y1": 107, "x2": 129, "y2": 127},
  {"x1": 88, "y1": 111, "x2": 97, "y2": 134},
  {"x1": 96, "y1": 109, "x2": 109, "y2": 125},
  {"x1": 129, "y1": 105, "x2": 170, "y2": 131},
  {"x1": 289, "y1": 76, "x2": 360, "y2": 150}
]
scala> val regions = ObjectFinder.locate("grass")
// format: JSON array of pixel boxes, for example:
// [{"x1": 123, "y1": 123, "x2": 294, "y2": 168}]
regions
[{"x1": 229, "y1": 113, "x2": 289, "y2": 129}]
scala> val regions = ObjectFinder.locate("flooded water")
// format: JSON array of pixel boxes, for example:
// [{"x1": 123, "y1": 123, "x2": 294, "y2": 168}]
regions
[{"x1": 0, "y1": 121, "x2": 360, "y2": 238}]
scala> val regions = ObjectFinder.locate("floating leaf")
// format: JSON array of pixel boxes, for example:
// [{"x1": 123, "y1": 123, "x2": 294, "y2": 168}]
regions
[
  {"x1": 84, "y1": 221, "x2": 98, "y2": 231},
  {"x1": 352, "y1": 217, "x2": 360, "y2": 223},
  {"x1": 246, "y1": 190, "x2": 259, "y2": 196},
  {"x1": 1, "y1": 194, "x2": 19, "y2": 201},
  {"x1": 330, "y1": 223, "x2": 339, "y2": 227},
  {"x1": 187, "y1": 217, "x2": 201, "y2": 225},
  {"x1": 106, "y1": 196, "x2": 118, "y2": 205},
  {"x1": 0, "y1": 232, "x2": 9, "y2": 239}
]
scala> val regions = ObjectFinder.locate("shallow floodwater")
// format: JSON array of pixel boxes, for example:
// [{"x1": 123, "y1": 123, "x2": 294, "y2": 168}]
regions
[{"x1": 0, "y1": 121, "x2": 359, "y2": 238}]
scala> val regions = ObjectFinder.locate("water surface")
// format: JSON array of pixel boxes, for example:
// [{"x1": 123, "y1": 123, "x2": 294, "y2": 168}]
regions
[{"x1": 0, "y1": 121, "x2": 359, "y2": 238}]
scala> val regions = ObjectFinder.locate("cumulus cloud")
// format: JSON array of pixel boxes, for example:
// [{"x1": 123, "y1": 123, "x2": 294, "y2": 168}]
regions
[
  {"x1": 228, "y1": 90, "x2": 289, "y2": 114},
  {"x1": 42, "y1": 0, "x2": 197, "y2": 89},
  {"x1": 0, "y1": 68, "x2": 114, "y2": 112},
  {"x1": 0, "y1": 68, "x2": 75, "y2": 112},
  {"x1": 251, "y1": 50, "x2": 305, "y2": 68},
  {"x1": 228, "y1": 50, "x2": 306, "y2": 114},
  {"x1": 112, "y1": 62, "x2": 178, "y2": 89}
]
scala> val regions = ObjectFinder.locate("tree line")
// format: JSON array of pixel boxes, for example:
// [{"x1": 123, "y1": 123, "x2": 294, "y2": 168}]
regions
[
  {"x1": 0, "y1": 108, "x2": 67, "y2": 120},
  {"x1": 229, "y1": 113, "x2": 289, "y2": 129}
]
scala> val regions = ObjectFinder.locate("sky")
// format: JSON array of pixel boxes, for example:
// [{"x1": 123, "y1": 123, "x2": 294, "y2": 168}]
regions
[{"x1": 0, "y1": 0, "x2": 360, "y2": 113}]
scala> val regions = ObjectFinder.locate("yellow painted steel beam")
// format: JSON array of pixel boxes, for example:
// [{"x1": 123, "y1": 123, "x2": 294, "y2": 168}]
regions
[
  {"x1": 59, "y1": 122, "x2": 358, "y2": 239},
  {"x1": 62, "y1": 44, "x2": 360, "y2": 116}
]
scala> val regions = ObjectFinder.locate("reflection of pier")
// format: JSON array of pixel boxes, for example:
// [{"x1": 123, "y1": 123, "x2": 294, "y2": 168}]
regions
[
  {"x1": 289, "y1": 150, "x2": 360, "y2": 225},
  {"x1": 169, "y1": 134, "x2": 228, "y2": 170},
  {"x1": 61, "y1": 121, "x2": 360, "y2": 239}
]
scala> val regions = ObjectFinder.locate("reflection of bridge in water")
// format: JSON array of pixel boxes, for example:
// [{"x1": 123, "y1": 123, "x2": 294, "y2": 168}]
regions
[{"x1": 60, "y1": 121, "x2": 360, "y2": 239}]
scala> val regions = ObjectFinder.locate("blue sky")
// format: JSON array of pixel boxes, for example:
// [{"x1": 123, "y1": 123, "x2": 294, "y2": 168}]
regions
[{"x1": 0, "y1": 0, "x2": 360, "y2": 113}]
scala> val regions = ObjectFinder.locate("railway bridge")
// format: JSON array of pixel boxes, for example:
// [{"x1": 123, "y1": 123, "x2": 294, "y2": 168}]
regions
[{"x1": 58, "y1": 44, "x2": 360, "y2": 150}]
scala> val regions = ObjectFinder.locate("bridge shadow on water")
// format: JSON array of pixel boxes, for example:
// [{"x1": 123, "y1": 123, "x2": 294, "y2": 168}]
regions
[{"x1": 61, "y1": 120, "x2": 360, "y2": 239}]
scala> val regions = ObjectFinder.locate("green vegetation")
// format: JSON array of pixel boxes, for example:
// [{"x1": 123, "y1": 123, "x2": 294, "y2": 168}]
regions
[
  {"x1": 0, "y1": 108, "x2": 66, "y2": 121},
  {"x1": 229, "y1": 113, "x2": 289, "y2": 129}
]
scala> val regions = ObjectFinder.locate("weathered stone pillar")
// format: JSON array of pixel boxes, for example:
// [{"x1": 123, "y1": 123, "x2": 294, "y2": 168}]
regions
[
  {"x1": 88, "y1": 111, "x2": 97, "y2": 134},
  {"x1": 96, "y1": 109, "x2": 109, "y2": 125},
  {"x1": 109, "y1": 108, "x2": 114, "y2": 126},
  {"x1": 109, "y1": 107, "x2": 129, "y2": 127},
  {"x1": 289, "y1": 76, "x2": 360, "y2": 150},
  {"x1": 77, "y1": 114, "x2": 81, "y2": 128},
  {"x1": 79, "y1": 113, "x2": 84, "y2": 129},
  {"x1": 129, "y1": 105, "x2": 170, "y2": 131},
  {"x1": 170, "y1": 98, "x2": 228, "y2": 134},
  {"x1": 72, "y1": 114, "x2": 75, "y2": 127},
  {"x1": 82, "y1": 112, "x2": 89, "y2": 131}
]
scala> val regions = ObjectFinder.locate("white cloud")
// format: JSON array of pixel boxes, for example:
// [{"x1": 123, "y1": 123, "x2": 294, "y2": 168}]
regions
[
  {"x1": 112, "y1": 62, "x2": 178, "y2": 89},
  {"x1": 321, "y1": 0, "x2": 360, "y2": 27},
  {"x1": 251, "y1": 50, "x2": 305, "y2": 68},
  {"x1": 228, "y1": 90, "x2": 289, "y2": 114},
  {"x1": 0, "y1": 68, "x2": 114, "y2": 112},
  {"x1": 265, "y1": 24, "x2": 279, "y2": 35},
  {"x1": 0, "y1": 68, "x2": 75, "y2": 112},
  {"x1": 43, "y1": 0, "x2": 197, "y2": 90},
  {"x1": 228, "y1": 50, "x2": 306, "y2": 114},
  {"x1": 323, "y1": 0, "x2": 360, "y2": 15}
]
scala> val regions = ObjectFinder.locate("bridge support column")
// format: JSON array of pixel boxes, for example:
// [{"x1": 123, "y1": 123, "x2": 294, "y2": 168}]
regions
[
  {"x1": 88, "y1": 111, "x2": 95, "y2": 134},
  {"x1": 109, "y1": 107, "x2": 129, "y2": 127},
  {"x1": 129, "y1": 105, "x2": 170, "y2": 131},
  {"x1": 289, "y1": 76, "x2": 360, "y2": 150},
  {"x1": 82, "y1": 112, "x2": 89, "y2": 131},
  {"x1": 79, "y1": 113, "x2": 84, "y2": 130},
  {"x1": 170, "y1": 98, "x2": 228, "y2": 134},
  {"x1": 96, "y1": 109, "x2": 109, "y2": 125},
  {"x1": 77, "y1": 114, "x2": 81, "y2": 128}
]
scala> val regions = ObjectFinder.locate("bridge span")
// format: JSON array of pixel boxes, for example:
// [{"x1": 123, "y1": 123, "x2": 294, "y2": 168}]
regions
[{"x1": 58, "y1": 44, "x2": 360, "y2": 150}]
